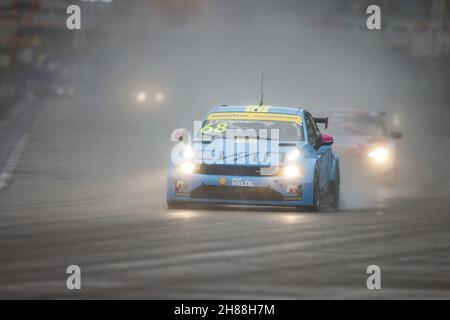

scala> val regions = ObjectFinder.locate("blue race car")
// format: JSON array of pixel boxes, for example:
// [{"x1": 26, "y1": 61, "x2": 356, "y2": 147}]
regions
[{"x1": 167, "y1": 105, "x2": 340, "y2": 211}]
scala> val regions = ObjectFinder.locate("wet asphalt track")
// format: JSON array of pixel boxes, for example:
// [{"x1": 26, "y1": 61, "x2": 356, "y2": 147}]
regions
[{"x1": 0, "y1": 94, "x2": 449, "y2": 299}]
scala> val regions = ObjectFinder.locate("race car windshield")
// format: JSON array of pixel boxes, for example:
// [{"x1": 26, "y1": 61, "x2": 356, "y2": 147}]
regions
[
  {"x1": 328, "y1": 114, "x2": 387, "y2": 137},
  {"x1": 200, "y1": 119, "x2": 304, "y2": 142}
]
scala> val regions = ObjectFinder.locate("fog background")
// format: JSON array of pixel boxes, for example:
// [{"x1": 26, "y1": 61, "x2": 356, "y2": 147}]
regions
[
  {"x1": 1, "y1": 0, "x2": 450, "y2": 206},
  {"x1": 1, "y1": 0, "x2": 450, "y2": 300}
]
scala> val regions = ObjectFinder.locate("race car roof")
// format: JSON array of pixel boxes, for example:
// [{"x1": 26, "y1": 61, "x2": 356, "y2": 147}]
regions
[{"x1": 211, "y1": 105, "x2": 303, "y2": 115}]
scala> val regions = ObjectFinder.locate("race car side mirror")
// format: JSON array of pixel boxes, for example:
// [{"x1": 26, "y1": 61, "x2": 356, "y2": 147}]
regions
[
  {"x1": 319, "y1": 134, "x2": 334, "y2": 147},
  {"x1": 389, "y1": 131, "x2": 402, "y2": 139},
  {"x1": 171, "y1": 128, "x2": 190, "y2": 142}
]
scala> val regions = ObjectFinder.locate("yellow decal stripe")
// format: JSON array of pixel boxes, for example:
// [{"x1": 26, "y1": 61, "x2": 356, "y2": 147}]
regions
[{"x1": 207, "y1": 112, "x2": 302, "y2": 124}]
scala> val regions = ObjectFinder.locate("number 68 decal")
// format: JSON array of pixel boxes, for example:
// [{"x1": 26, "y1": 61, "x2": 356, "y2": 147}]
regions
[{"x1": 201, "y1": 122, "x2": 229, "y2": 134}]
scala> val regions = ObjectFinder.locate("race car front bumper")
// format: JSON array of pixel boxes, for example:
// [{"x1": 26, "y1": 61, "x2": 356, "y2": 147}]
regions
[{"x1": 166, "y1": 170, "x2": 315, "y2": 207}]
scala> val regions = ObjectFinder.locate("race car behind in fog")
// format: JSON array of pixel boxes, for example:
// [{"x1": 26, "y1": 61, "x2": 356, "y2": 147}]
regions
[
  {"x1": 167, "y1": 105, "x2": 340, "y2": 211},
  {"x1": 323, "y1": 109, "x2": 402, "y2": 181}
]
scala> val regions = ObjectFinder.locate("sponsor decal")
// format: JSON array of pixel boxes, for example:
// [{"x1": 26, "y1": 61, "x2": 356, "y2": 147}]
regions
[
  {"x1": 231, "y1": 177, "x2": 254, "y2": 187},
  {"x1": 175, "y1": 180, "x2": 189, "y2": 196},
  {"x1": 207, "y1": 112, "x2": 302, "y2": 124}
]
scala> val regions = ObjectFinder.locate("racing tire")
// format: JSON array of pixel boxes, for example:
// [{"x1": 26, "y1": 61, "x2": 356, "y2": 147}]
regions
[{"x1": 298, "y1": 169, "x2": 321, "y2": 212}]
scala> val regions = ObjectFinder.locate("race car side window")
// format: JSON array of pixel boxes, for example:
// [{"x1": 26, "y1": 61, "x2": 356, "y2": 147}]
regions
[
  {"x1": 306, "y1": 113, "x2": 319, "y2": 147},
  {"x1": 312, "y1": 118, "x2": 321, "y2": 136}
]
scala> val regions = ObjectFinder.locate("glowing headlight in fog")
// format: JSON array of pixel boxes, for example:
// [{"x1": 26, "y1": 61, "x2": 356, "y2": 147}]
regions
[
  {"x1": 286, "y1": 149, "x2": 301, "y2": 161},
  {"x1": 179, "y1": 161, "x2": 195, "y2": 175},
  {"x1": 283, "y1": 165, "x2": 301, "y2": 178},
  {"x1": 368, "y1": 147, "x2": 389, "y2": 162},
  {"x1": 137, "y1": 92, "x2": 147, "y2": 103}
]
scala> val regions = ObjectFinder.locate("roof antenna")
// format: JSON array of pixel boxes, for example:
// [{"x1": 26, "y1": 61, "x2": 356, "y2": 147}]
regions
[{"x1": 259, "y1": 73, "x2": 264, "y2": 106}]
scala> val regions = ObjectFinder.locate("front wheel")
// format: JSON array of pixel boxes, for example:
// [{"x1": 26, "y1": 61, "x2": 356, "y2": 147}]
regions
[{"x1": 297, "y1": 169, "x2": 321, "y2": 212}]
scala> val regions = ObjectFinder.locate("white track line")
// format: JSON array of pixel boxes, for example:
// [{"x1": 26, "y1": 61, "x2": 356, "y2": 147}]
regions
[{"x1": 0, "y1": 133, "x2": 31, "y2": 191}]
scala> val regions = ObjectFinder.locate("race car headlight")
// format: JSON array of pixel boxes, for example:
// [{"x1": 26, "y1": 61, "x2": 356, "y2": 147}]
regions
[
  {"x1": 368, "y1": 147, "x2": 389, "y2": 162},
  {"x1": 286, "y1": 149, "x2": 301, "y2": 162},
  {"x1": 136, "y1": 91, "x2": 147, "y2": 103},
  {"x1": 179, "y1": 161, "x2": 195, "y2": 175},
  {"x1": 283, "y1": 165, "x2": 301, "y2": 178}
]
